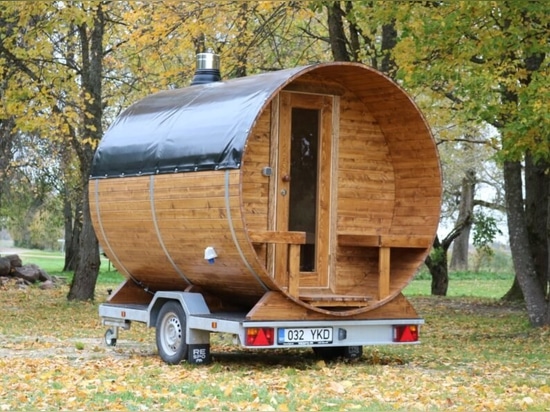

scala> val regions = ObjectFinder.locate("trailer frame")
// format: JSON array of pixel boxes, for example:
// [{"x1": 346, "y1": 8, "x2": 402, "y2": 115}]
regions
[{"x1": 99, "y1": 291, "x2": 424, "y2": 364}]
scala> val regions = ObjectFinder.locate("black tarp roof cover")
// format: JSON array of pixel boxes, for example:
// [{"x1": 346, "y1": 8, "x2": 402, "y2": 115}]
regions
[{"x1": 91, "y1": 65, "x2": 307, "y2": 178}]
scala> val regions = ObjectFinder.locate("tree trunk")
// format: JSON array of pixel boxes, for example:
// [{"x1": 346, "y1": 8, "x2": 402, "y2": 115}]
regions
[
  {"x1": 450, "y1": 169, "x2": 476, "y2": 271},
  {"x1": 67, "y1": 3, "x2": 104, "y2": 301},
  {"x1": 344, "y1": 2, "x2": 360, "y2": 61},
  {"x1": 14, "y1": 197, "x2": 44, "y2": 249},
  {"x1": 0, "y1": 117, "x2": 15, "y2": 211},
  {"x1": 429, "y1": 257, "x2": 449, "y2": 295},
  {"x1": 547, "y1": 176, "x2": 550, "y2": 322},
  {"x1": 326, "y1": 2, "x2": 350, "y2": 61},
  {"x1": 67, "y1": 183, "x2": 99, "y2": 300},
  {"x1": 524, "y1": 154, "x2": 549, "y2": 296},
  {"x1": 63, "y1": 190, "x2": 81, "y2": 272},
  {"x1": 503, "y1": 160, "x2": 548, "y2": 326},
  {"x1": 424, "y1": 236, "x2": 449, "y2": 296},
  {"x1": 502, "y1": 276, "x2": 524, "y2": 301},
  {"x1": 233, "y1": 2, "x2": 249, "y2": 78},
  {"x1": 380, "y1": 21, "x2": 397, "y2": 76}
]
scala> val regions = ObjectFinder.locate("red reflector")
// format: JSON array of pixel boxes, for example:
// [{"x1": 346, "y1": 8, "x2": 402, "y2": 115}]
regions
[
  {"x1": 245, "y1": 327, "x2": 274, "y2": 346},
  {"x1": 393, "y1": 325, "x2": 419, "y2": 342}
]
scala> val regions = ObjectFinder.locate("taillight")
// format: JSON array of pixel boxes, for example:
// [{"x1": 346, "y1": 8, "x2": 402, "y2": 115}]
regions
[
  {"x1": 245, "y1": 327, "x2": 274, "y2": 346},
  {"x1": 393, "y1": 325, "x2": 419, "y2": 342}
]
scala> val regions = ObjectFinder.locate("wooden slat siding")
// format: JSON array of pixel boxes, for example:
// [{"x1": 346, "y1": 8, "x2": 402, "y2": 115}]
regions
[
  {"x1": 398, "y1": 187, "x2": 441, "y2": 198},
  {"x1": 106, "y1": 279, "x2": 154, "y2": 305},
  {"x1": 339, "y1": 158, "x2": 390, "y2": 172},
  {"x1": 246, "y1": 291, "x2": 419, "y2": 321},
  {"x1": 240, "y1": 102, "x2": 272, "y2": 278},
  {"x1": 96, "y1": 210, "x2": 152, "y2": 221},
  {"x1": 227, "y1": 177, "x2": 279, "y2": 295},
  {"x1": 335, "y1": 233, "x2": 430, "y2": 300},
  {"x1": 393, "y1": 214, "x2": 439, "y2": 228},
  {"x1": 345, "y1": 66, "x2": 439, "y2": 253},
  {"x1": 282, "y1": 77, "x2": 346, "y2": 96},
  {"x1": 337, "y1": 179, "x2": 395, "y2": 193},
  {"x1": 390, "y1": 214, "x2": 439, "y2": 226},
  {"x1": 338, "y1": 188, "x2": 394, "y2": 200},
  {"x1": 392, "y1": 167, "x2": 441, "y2": 180},
  {"x1": 93, "y1": 177, "x2": 189, "y2": 291},
  {"x1": 337, "y1": 217, "x2": 393, "y2": 230},
  {"x1": 366, "y1": 76, "x2": 441, "y2": 244},
  {"x1": 338, "y1": 234, "x2": 380, "y2": 247},
  {"x1": 233, "y1": 110, "x2": 282, "y2": 293},
  {"x1": 392, "y1": 157, "x2": 440, "y2": 169},
  {"x1": 332, "y1": 66, "x2": 439, "y2": 299},
  {"x1": 241, "y1": 102, "x2": 271, "y2": 242},
  {"x1": 380, "y1": 235, "x2": 433, "y2": 248},
  {"x1": 338, "y1": 208, "x2": 395, "y2": 223},
  {"x1": 338, "y1": 197, "x2": 395, "y2": 212},
  {"x1": 95, "y1": 171, "x2": 273, "y2": 300},
  {"x1": 332, "y1": 89, "x2": 392, "y2": 298}
]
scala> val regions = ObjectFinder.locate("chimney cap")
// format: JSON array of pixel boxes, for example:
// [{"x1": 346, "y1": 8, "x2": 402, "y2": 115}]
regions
[{"x1": 195, "y1": 49, "x2": 220, "y2": 71}]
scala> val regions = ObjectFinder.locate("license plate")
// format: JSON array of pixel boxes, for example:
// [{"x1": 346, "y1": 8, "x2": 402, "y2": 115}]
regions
[{"x1": 278, "y1": 327, "x2": 333, "y2": 345}]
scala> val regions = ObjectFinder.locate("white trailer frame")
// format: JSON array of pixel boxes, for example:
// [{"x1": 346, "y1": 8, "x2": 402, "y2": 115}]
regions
[{"x1": 99, "y1": 291, "x2": 424, "y2": 364}]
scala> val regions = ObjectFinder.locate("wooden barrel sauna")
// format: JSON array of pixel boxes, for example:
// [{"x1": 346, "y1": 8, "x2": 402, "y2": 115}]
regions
[{"x1": 90, "y1": 62, "x2": 442, "y2": 317}]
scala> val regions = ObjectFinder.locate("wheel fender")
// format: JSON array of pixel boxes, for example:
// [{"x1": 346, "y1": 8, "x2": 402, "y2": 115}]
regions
[{"x1": 148, "y1": 291, "x2": 211, "y2": 345}]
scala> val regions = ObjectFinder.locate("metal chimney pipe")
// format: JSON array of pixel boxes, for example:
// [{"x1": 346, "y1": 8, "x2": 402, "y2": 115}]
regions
[{"x1": 190, "y1": 50, "x2": 221, "y2": 85}]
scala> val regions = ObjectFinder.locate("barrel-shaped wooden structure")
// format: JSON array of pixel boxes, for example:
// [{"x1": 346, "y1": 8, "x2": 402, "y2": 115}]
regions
[{"x1": 90, "y1": 62, "x2": 441, "y2": 317}]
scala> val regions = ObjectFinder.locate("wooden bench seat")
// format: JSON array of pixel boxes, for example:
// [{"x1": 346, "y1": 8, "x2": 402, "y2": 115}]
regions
[{"x1": 337, "y1": 233, "x2": 434, "y2": 300}]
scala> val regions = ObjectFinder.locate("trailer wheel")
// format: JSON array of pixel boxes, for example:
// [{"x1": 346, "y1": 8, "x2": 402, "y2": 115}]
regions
[
  {"x1": 156, "y1": 301, "x2": 188, "y2": 365},
  {"x1": 313, "y1": 346, "x2": 363, "y2": 361},
  {"x1": 104, "y1": 328, "x2": 117, "y2": 347},
  {"x1": 312, "y1": 346, "x2": 346, "y2": 361}
]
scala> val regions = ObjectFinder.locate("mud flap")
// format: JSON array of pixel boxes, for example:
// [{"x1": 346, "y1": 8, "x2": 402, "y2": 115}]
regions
[
  {"x1": 188, "y1": 344, "x2": 211, "y2": 365},
  {"x1": 343, "y1": 346, "x2": 363, "y2": 359}
]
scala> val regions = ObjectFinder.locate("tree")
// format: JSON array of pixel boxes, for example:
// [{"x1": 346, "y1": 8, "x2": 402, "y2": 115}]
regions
[
  {"x1": 0, "y1": 132, "x2": 63, "y2": 249},
  {"x1": 316, "y1": 1, "x2": 484, "y2": 294},
  {"x1": 0, "y1": 2, "x2": 119, "y2": 299},
  {"x1": 449, "y1": 169, "x2": 475, "y2": 271},
  {"x1": 394, "y1": 1, "x2": 549, "y2": 325},
  {"x1": 1, "y1": 1, "x2": 331, "y2": 299}
]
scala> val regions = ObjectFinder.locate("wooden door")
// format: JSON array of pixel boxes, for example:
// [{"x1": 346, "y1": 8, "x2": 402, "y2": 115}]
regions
[{"x1": 272, "y1": 92, "x2": 334, "y2": 291}]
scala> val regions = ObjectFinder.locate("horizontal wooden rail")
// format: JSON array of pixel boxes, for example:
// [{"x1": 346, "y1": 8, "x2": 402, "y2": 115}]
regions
[
  {"x1": 337, "y1": 233, "x2": 433, "y2": 248},
  {"x1": 248, "y1": 230, "x2": 306, "y2": 245},
  {"x1": 300, "y1": 294, "x2": 372, "y2": 307}
]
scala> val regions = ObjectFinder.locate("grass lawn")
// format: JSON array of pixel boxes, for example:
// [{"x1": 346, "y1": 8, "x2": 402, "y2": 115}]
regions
[
  {"x1": 1, "y1": 248, "x2": 548, "y2": 411},
  {"x1": 11, "y1": 249, "x2": 516, "y2": 298}
]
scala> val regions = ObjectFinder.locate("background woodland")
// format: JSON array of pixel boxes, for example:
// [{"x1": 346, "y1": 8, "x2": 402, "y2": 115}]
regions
[{"x1": 0, "y1": 1, "x2": 548, "y2": 325}]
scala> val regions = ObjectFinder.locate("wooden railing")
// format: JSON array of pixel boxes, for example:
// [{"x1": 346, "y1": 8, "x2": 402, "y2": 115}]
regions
[
  {"x1": 247, "y1": 230, "x2": 306, "y2": 298},
  {"x1": 337, "y1": 234, "x2": 433, "y2": 300}
]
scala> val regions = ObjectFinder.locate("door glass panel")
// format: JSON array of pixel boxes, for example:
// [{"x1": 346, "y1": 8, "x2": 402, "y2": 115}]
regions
[{"x1": 289, "y1": 108, "x2": 319, "y2": 271}]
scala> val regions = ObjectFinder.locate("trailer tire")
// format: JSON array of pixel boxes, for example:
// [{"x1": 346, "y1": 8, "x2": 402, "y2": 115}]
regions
[
  {"x1": 104, "y1": 328, "x2": 117, "y2": 347},
  {"x1": 312, "y1": 346, "x2": 346, "y2": 361},
  {"x1": 156, "y1": 301, "x2": 188, "y2": 365},
  {"x1": 313, "y1": 346, "x2": 363, "y2": 361}
]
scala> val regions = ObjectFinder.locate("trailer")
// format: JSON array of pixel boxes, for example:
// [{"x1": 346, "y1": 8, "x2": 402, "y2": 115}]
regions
[
  {"x1": 100, "y1": 291, "x2": 423, "y2": 364},
  {"x1": 92, "y1": 53, "x2": 441, "y2": 364}
]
